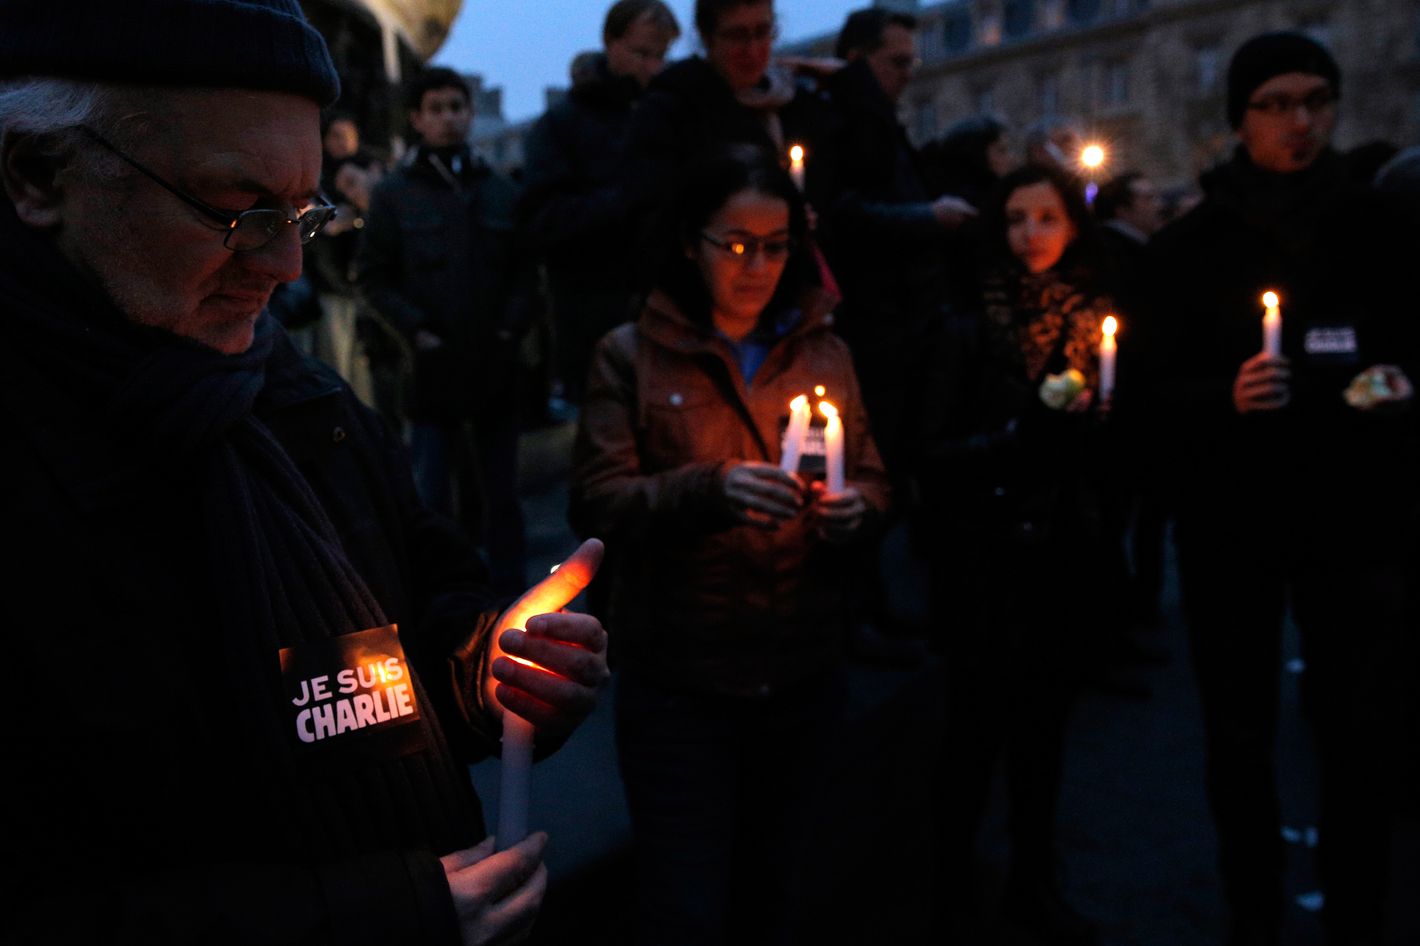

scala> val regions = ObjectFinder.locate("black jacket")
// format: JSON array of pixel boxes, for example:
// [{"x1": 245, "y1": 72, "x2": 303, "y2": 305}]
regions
[
  {"x1": 357, "y1": 146, "x2": 536, "y2": 422},
  {"x1": 818, "y1": 58, "x2": 950, "y2": 357},
  {"x1": 520, "y1": 56, "x2": 643, "y2": 296},
  {"x1": 2, "y1": 203, "x2": 504, "y2": 945},
  {"x1": 1140, "y1": 147, "x2": 1417, "y2": 547}
]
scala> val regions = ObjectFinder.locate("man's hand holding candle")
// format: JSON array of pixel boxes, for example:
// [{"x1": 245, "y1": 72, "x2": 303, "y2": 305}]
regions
[
  {"x1": 1233, "y1": 352, "x2": 1292, "y2": 413},
  {"x1": 441, "y1": 833, "x2": 548, "y2": 946},
  {"x1": 484, "y1": 539, "x2": 610, "y2": 746}
]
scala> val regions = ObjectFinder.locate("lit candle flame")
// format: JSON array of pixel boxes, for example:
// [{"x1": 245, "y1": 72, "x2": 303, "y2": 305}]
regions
[
  {"x1": 789, "y1": 393, "x2": 808, "y2": 412},
  {"x1": 1080, "y1": 144, "x2": 1106, "y2": 169},
  {"x1": 789, "y1": 144, "x2": 805, "y2": 163},
  {"x1": 1102, "y1": 315, "x2": 1118, "y2": 338},
  {"x1": 1262, "y1": 291, "x2": 1279, "y2": 309},
  {"x1": 818, "y1": 400, "x2": 839, "y2": 420},
  {"x1": 814, "y1": 385, "x2": 826, "y2": 397}
]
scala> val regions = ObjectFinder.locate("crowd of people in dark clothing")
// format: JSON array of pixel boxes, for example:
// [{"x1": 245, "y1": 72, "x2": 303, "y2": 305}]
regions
[{"x1": 284, "y1": 1, "x2": 1415, "y2": 945}]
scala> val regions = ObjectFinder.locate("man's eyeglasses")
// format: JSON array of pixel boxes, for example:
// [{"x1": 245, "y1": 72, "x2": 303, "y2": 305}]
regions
[
  {"x1": 79, "y1": 126, "x2": 337, "y2": 252},
  {"x1": 700, "y1": 231, "x2": 794, "y2": 262},
  {"x1": 1245, "y1": 89, "x2": 1335, "y2": 118},
  {"x1": 713, "y1": 22, "x2": 777, "y2": 46}
]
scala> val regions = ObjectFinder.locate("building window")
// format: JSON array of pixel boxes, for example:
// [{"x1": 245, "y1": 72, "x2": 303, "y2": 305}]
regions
[
  {"x1": 1040, "y1": 0, "x2": 1066, "y2": 30},
  {"x1": 943, "y1": 7, "x2": 973, "y2": 54},
  {"x1": 1004, "y1": 0, "x2": 1034, "y2": 39},
  {"x1": 1038, "y1": 72, "x2": 1060, "y2": 116},
  {"x1": 1195, "y1": 43, "x2": 1221, "y2": 96},
  {"x1": 1068, "y1": 0, "x2": 1100, "y2": 25},
  {"x1": 982, "y1": 12, "x2": 1005, "y2": 46},
  {"x1": 1101, "y1": 59, "x2": 1130, "y2": 107},
  {"x1": 918, "y1": 23, "x2": 942, "y2": 64}
]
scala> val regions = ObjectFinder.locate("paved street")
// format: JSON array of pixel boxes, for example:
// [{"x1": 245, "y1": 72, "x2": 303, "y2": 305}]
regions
[{"x1": 474, "y1": 420, "x2": 1418, "y2": 945}]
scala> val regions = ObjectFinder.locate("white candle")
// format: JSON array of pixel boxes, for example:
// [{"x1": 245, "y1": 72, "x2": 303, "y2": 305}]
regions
[
  {"x1": 819, "y1": 400, "x2": 844, "y2": 493},
  {"x1": 497, "y1": 714, "x2": 534, "y2": 849},
  {"x1": 1261, "y1": 291, "x2": 1282, "y2": 357},
  {"x1": 780, "y1": 394, "x2": 811, "y2": 474},
  {"x1": 1099, "y1": 315, "x2": 1118, "y2": 403},
  {"x1": 789, "y1": 144, "x2": 806, "y2": 193}
]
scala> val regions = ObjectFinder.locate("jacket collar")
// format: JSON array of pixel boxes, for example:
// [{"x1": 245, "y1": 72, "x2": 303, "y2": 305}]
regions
[{"x1": 637, "y1": 285, "x2": 837, "y2": 357}]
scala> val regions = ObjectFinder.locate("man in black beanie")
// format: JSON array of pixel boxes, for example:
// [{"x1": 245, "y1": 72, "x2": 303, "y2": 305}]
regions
[
  {"x1": 1138, "y1": 29, "x2": 1415, "y2": 946},
  {"x1": 0, "y1": 1, "x2": 610, "y2": 943}
]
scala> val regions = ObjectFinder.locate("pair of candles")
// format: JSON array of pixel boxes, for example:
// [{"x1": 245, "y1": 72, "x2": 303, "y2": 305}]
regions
[{"x1": 781, "y1": 391, "x2": 843, "y2": 492}]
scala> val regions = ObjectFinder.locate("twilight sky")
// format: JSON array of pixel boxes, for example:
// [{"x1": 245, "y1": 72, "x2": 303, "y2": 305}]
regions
[{"x1": 433, "y1": 0, "x2": 865, "y2": 122}]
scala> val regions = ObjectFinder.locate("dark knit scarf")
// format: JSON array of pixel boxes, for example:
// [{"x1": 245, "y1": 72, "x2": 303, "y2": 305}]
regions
[
  {"x1": 1, "y1": 204, "x2": 481, "y2": 871},
  {"x1": 981, "y1": 265, "x2": 1112, "y2": 390}
]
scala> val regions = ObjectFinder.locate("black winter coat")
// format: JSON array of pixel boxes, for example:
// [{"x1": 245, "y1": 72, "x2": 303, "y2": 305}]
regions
[
  {"x1": 818, "y1": 58, "x2": 950, "y2": 358},
  {"x1": 1140, "y1": 147, "x2": 1417, "y2": 552},
  {"x1": 357, "y1": 148, "x2": 536, "y2": 422},
  {"x1": 520, "y1": 56, "x2": 643, "y2": 296},
  {"x1": 2, "y1": 203, "x2": 503, "y2": 945}
]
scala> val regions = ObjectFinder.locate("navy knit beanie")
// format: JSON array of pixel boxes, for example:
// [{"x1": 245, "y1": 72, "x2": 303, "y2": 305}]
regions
[
  {"x1": 0, "y1": 0, "x2": 340, "y2": 106},
  {"x1": 1226, "y1": 31, "x2": 1339, "y2": 129}
]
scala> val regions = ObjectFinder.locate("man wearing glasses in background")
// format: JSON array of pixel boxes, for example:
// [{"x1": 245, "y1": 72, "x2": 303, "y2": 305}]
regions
[
  {"x1": 0, "y1": 1, "x2": 608, "y2": 942},
  {"x1": 624, "y1": 0, "x2": 835, "y2": 223},
  {"x1": 1140, "y1": 31, "x2": 1415, "y2": 946}
]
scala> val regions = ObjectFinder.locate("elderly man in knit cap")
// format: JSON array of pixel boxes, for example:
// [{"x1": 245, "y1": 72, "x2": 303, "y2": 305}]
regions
[
  {"x1": 0, "y1": 2, "x2": 610, "y2": 943},
  {"x1": 1139, "y1": 31, "x2": 1415, "y2": 946}
]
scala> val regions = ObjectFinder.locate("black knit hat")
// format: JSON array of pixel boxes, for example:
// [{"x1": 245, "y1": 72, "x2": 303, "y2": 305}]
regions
[
  {"x1": 0, "y1": 0, "x2": 340, "y2": 106},
  {"x1": 1226, "y1": 31, "x2": 1339, "y2": 129}
]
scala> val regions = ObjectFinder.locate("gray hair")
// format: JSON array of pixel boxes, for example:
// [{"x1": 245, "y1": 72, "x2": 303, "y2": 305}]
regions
[{"x1": 0, "y1": 78, "x2": 156, "y2": 176}]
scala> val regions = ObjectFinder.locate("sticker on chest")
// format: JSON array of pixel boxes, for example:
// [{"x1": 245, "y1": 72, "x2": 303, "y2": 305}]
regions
[{"x1": 278, "y1": 624, "x2": 422, "y2": 753}]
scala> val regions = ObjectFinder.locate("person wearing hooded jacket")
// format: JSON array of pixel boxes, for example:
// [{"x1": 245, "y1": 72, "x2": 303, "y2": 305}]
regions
[
  {"x1": 519, "y1": 0, "x2": 680, "y2": 405},
  {"x1": 1140, "y1": 32, "x2": 1416, "y2": 946}
]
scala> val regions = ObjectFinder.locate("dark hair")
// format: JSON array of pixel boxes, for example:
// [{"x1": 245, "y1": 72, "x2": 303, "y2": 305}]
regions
[
  {"x1": 604, "y1": 0, "x2": 681, "y2": 42},
  {"x1": 405, "y1": 67, "x2": 471, "y2": 113},
  {"x1": 923, "y1": 114, "x2": 1007, "y2": 202},
  {"x1": 1092, "y1": 171, "x2": 1143, "y2": 222},
  {"x1": 652, "y1": 143, "x2": 814, "y2": 324},
  {"x1": 834, "y1": 8, "x2": 917, "y2": 60},
  {"x1": 694, "y1": 0, "x2": 771, "y2": 39},
  {"x1": 982, "y1": 164, "x2": 1102, "y2": 281}
]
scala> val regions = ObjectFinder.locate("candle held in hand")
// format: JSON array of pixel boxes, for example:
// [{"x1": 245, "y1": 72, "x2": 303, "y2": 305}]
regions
[
  {"x1": 819, "y1": 400, "x2": 844, "y2": 493},
  {"x1": 789, "y1": 144, "x2": 806, "y2": 192},
  {"x1": 780, "y1": 394, "x2": 812, "y2": 474},
  {"x1": 1099, "y1": 315, "x2": 1118, "y2": 404},
  {"x1": 1262, "y1": 291, "x2": 1282, "y2": 357}
]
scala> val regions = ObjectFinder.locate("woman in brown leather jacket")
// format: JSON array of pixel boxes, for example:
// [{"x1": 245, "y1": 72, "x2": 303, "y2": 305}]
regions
[{"x1": 570, "y1": 145, "x2": 889, "y2": 945}]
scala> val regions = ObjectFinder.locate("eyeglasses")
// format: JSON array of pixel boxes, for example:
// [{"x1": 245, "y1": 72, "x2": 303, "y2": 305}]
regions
[
  {"x1": 700, "y1": 231, "x2": 794, "y2": 262},
  {"x1": 79, "y1": 126, "x2": 337, "y2": 252},
  {"x1": 1245, "y1": 89, "x2": 1335, "y2": 117},
  {"x1": 713, "y1": 22, "x2": 777, "y2": 46}
]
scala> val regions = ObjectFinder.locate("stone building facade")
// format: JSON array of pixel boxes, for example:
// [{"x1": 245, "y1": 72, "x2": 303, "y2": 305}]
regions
[{"x1": 785, "y1": 0, "x2": 1420, "y2": 187}]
